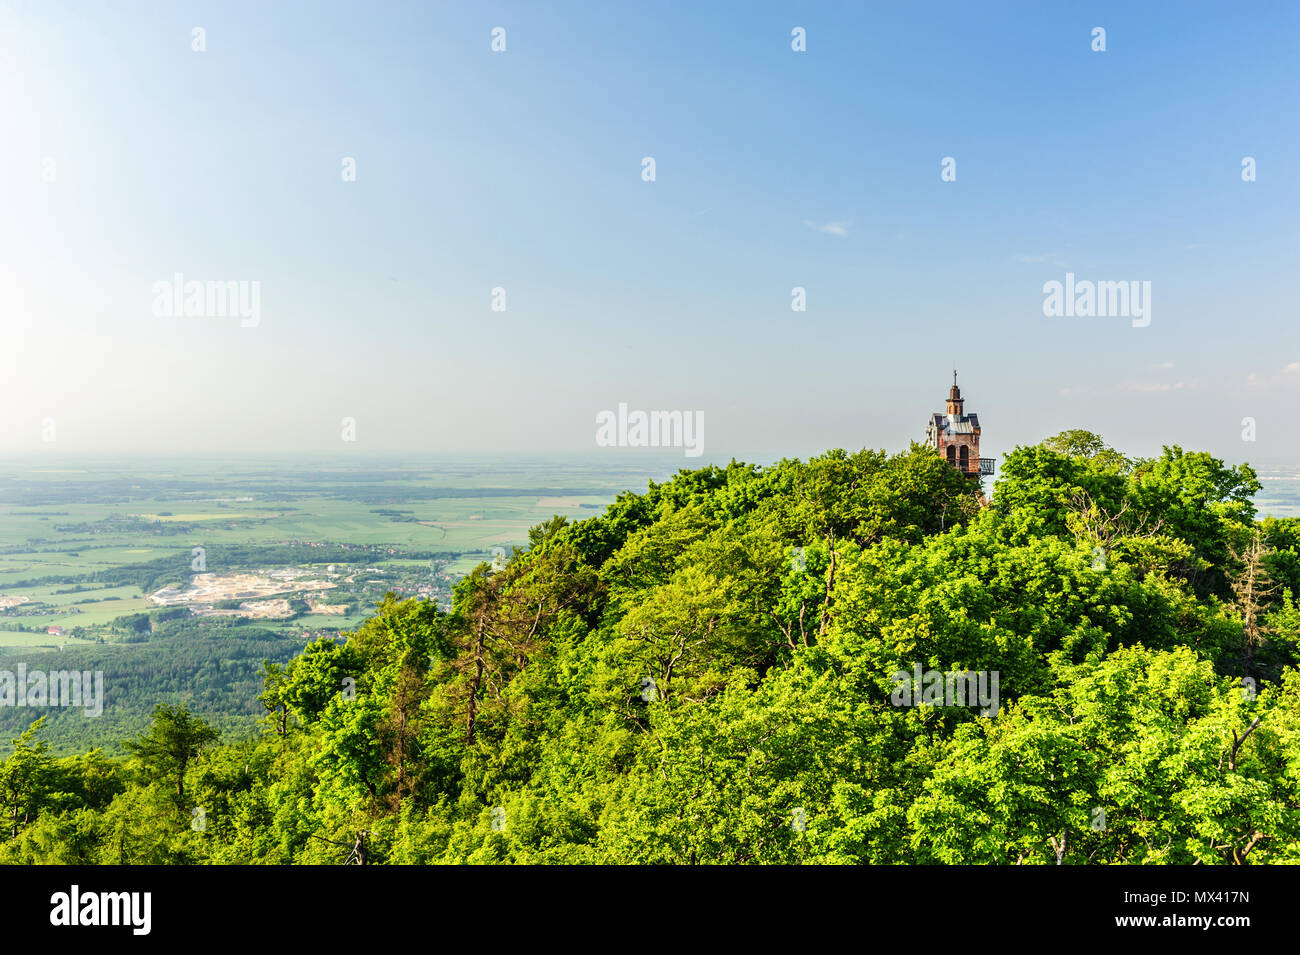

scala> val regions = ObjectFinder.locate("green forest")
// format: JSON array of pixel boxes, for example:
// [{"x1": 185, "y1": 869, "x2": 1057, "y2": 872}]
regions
[{"x1": 3, "y1": 432, "x2": 1298, "y2": 864}]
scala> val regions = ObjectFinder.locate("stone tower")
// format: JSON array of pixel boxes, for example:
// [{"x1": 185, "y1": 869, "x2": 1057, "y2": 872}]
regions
[{"x1": 925, "y1": 371, "x2": 993, "y2": 479}]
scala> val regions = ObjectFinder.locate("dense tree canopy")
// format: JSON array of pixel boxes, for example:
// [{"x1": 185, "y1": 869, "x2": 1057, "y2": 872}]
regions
[{"x1": 3, "y1": 436, "x2": 1298, "y2": 864}]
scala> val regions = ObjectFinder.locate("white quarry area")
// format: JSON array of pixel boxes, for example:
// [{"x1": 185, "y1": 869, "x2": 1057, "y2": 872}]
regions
[{"x1": 149, "y1": 570, "x2": 344, "y2": 619}]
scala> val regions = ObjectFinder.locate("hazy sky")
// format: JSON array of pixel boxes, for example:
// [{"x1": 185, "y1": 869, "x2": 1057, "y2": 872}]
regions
[{"x1": 2, "y1": 1, "x2": 1297, "y2": 466}]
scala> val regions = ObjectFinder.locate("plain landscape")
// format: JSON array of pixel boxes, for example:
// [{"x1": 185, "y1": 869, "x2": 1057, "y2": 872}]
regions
[{"x1": 0, "y1": 456, "x2": 673, "y2": 751}]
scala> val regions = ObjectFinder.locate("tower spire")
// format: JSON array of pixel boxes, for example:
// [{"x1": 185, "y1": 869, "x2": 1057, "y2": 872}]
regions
[{"x1": 949, "y1": 369, "x2": 961, "y2": 403}]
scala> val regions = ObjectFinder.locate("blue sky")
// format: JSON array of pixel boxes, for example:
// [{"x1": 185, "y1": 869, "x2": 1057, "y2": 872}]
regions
[{"x1": 2, "y1": 1, "x2": 1297, "y2": 466}]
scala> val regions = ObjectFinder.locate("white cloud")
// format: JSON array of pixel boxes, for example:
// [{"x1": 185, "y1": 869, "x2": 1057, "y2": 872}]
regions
[
  {"x1": 1245, "y1": 363, "x2": 1300, "y2": 392},
  {"x1": 1115, "y1": 380, "x2": 1199, "y2": 393},
  {"x1": 803, "y1": 220, "x2": 849, "y2": 237}
]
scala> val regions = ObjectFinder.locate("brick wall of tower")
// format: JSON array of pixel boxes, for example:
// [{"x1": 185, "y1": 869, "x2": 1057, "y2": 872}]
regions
[{"x1": 936, "y1": 429, "x2": 981, "y2": 476}]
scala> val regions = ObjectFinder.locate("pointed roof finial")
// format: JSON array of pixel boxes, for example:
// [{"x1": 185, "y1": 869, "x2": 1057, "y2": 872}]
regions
[{"x1": 953, "y1": 368, "x2": 958, "y2": 387}]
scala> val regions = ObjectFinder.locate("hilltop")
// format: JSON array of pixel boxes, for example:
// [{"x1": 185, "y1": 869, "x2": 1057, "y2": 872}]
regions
[{"x1": 2, "y1": 433, "x2": 1299, "y2": 864}]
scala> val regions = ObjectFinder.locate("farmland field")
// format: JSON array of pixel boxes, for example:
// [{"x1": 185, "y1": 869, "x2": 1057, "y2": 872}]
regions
[{"x1": 0, "y1": 454, "x2": 683, "y2": 751}]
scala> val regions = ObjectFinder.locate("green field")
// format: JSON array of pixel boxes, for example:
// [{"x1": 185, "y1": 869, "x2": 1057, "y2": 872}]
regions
[{"x1": 0, "y1": 455, "x2": 680, "y2": 749}]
